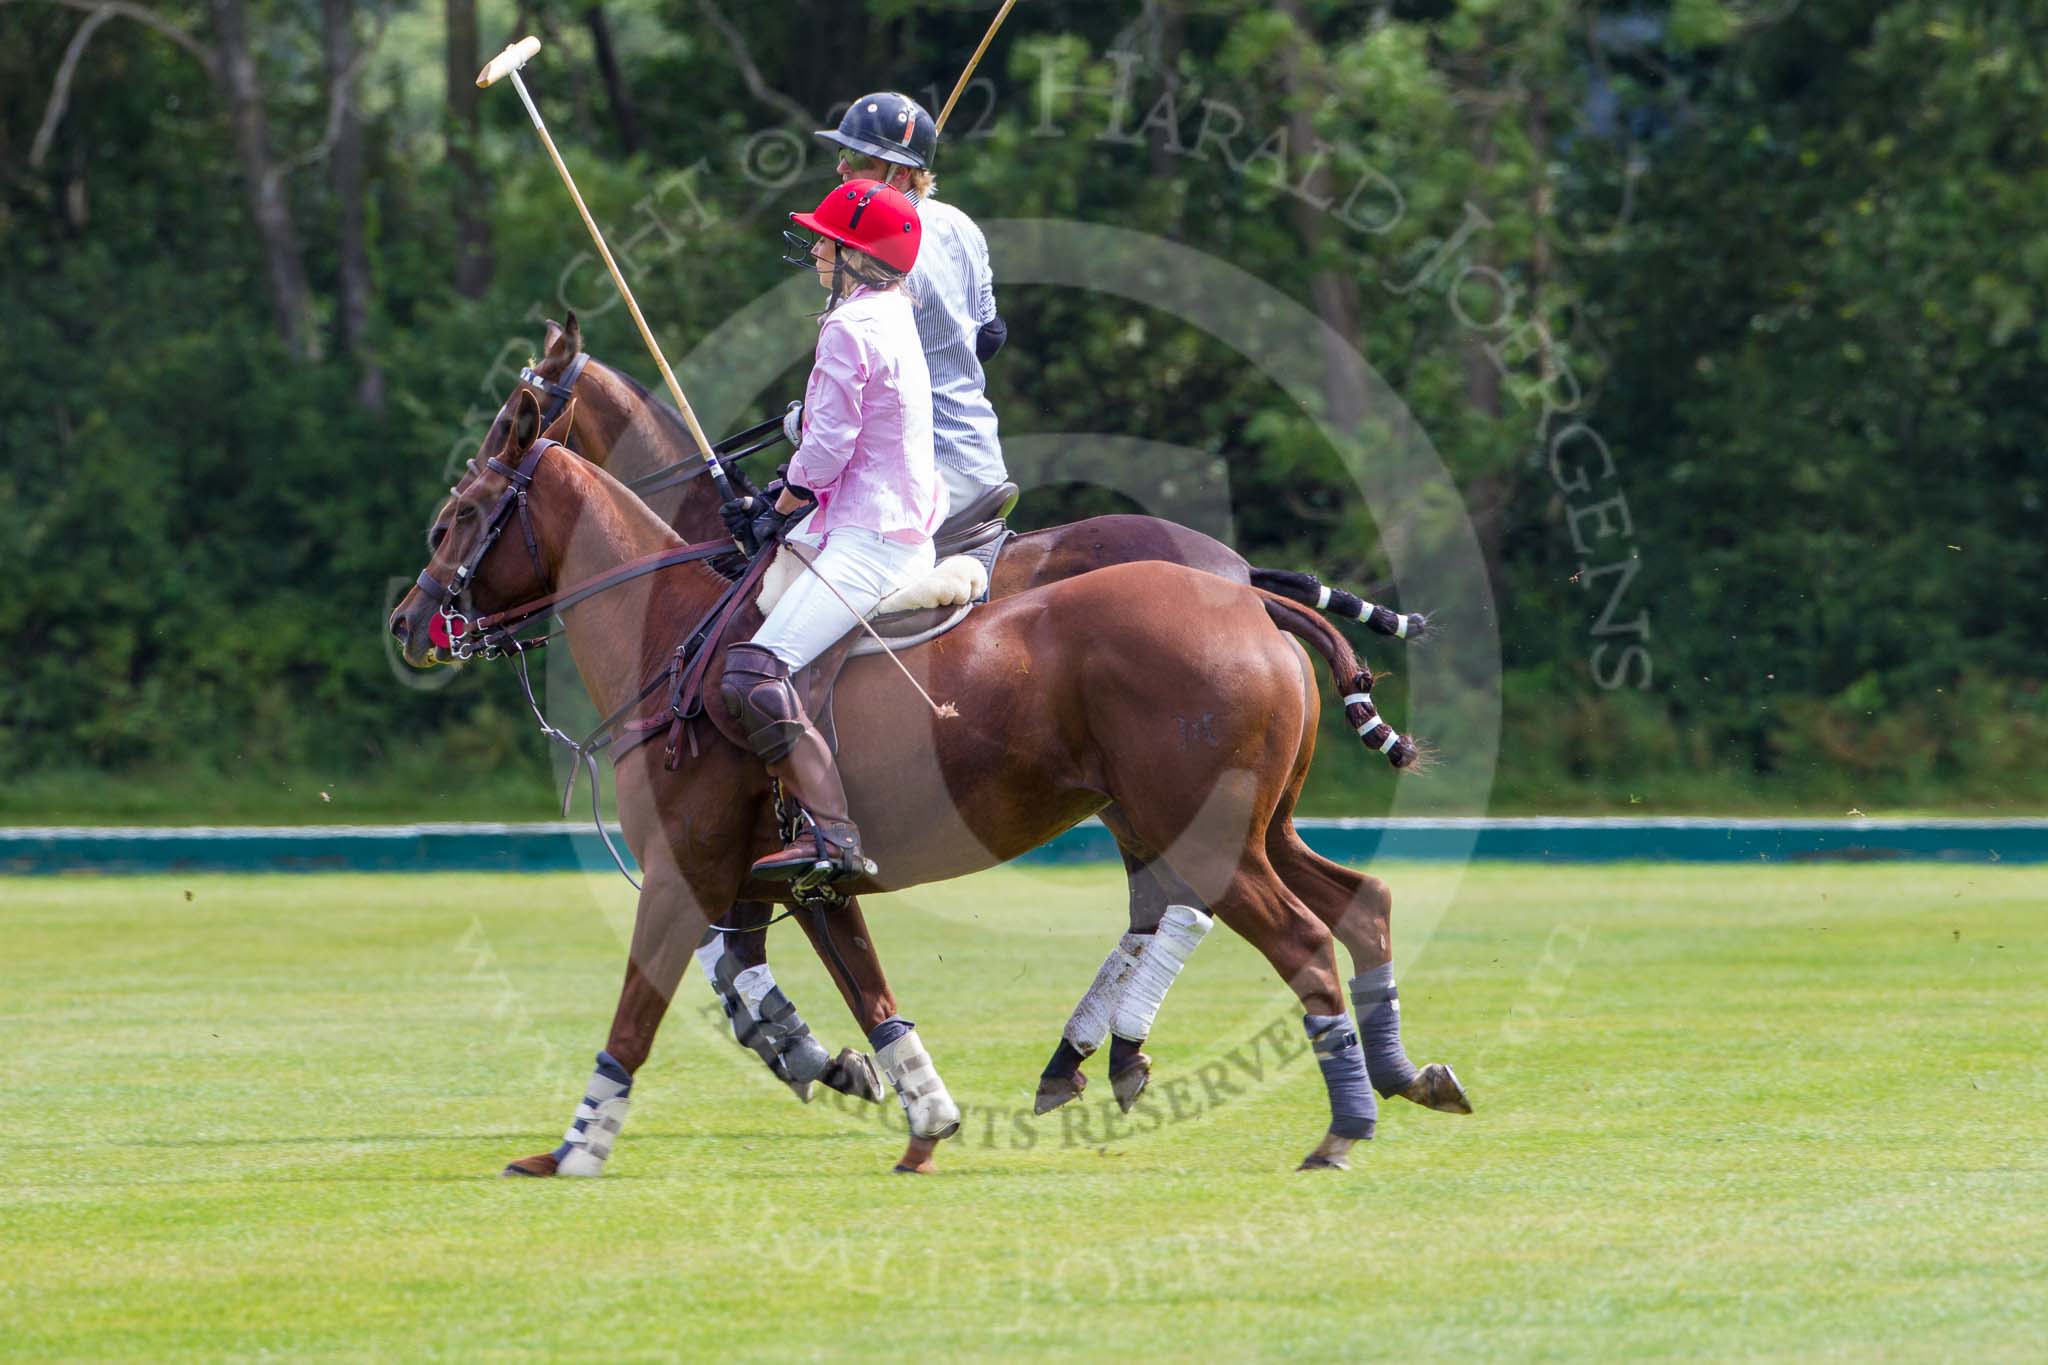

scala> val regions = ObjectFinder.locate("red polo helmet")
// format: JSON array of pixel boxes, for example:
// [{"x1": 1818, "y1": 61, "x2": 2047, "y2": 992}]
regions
[{"x1": 790, "y1": 178, "x2": 921, "y2": 274}]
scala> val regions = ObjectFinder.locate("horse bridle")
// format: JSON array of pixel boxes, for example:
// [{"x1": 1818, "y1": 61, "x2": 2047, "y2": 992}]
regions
[
  {"x1": 413, "y1": 430, "x2": 761, "y2": 887},
  {"x1": 414, "y1": 436, "x2": 559, "y2": 658},
  {"x1": 519, "y1": 352, "x2": 591, "y2": 435}
]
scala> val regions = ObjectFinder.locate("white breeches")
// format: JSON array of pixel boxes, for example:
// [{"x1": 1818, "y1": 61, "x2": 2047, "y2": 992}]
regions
[{"x1": 748, "y1": 526, "x2": 935, "y2": 671}]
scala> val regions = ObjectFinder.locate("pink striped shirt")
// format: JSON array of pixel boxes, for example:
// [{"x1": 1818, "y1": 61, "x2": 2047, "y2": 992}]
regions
[{"x1": 789, "y1": 286, "x2": 947, "y2": 545}]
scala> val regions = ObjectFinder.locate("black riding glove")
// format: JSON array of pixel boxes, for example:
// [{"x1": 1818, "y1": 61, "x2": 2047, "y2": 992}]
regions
[{"x1": 720, "y1": 485, "x2": 807, "y2": 556}]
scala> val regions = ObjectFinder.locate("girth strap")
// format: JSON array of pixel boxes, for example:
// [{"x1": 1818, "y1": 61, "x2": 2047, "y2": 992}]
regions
[{"x1": 612, "y1": 544, "x2": 780, "y2": 767}]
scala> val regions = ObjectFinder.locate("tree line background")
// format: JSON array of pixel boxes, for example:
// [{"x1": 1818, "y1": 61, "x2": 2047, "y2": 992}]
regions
[{"x1": 2, "y1": 0, "x2": 2043, "y2": 821}]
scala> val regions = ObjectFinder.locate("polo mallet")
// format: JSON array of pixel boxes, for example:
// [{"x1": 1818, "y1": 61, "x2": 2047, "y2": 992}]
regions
[
  {"x1": 476, "y1": 37, "x2": 743, "y2": 530},
  {"x1": 935, "y1": 0, "x2": 1019, "y2": 133}
]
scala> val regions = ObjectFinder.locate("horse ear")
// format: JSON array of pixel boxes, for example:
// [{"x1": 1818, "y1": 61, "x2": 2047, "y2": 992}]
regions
[
  {"x1": 542, "y1": 311, "x2": 581, "y2": 362},
  {"x1": 540, "y1": 396, "x2": 576, "y2": 446},
  {"x1": 509, "y1": 387, "x2": 543, "y2": 452}
]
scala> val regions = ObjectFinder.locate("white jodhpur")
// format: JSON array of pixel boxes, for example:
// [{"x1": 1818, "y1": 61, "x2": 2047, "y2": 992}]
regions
[{"x1": 876, "y1": 1030, "x2": 962, "y2": 1140}]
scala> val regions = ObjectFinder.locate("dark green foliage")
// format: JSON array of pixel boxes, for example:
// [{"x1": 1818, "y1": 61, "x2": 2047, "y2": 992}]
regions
[{"x1": 3, "y1": 0, "x2": 2042, "y2": 820}]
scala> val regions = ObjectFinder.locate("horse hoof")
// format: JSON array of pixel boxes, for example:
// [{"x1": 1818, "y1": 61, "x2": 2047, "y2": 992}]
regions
[
  {"x1": 1034, "y1": 1070, "x2": 1086, "y2": 1115},
  {"x1": 895, "y1": 1135, "x2": 940, "y2": 1174},
  {"x1": 822, "y1": 1048, "x2": 884, "y2": 1103},
  {"x1": 501, "y1": 1152, "x2": 559, "y2": 1178},
  {"x1": 785, "y1": 1077, "x2": 816, "y2": 1104},
  {"x1": 1401, "y1": 1062, "x2": 1473, "y2": 1114},
  {"x1": 1298, "y1": 1131, "x2": 1356, "y2": 1171},
  {"x1": 1110, "y1": 1054, "x2": 1152, "y2": 1113}
]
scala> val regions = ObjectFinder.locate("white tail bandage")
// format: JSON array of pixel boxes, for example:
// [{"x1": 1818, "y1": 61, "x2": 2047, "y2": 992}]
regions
[
  {"x1": 1063, "y1": 934, "x2": 1145, "y2": 1053},
  {"x1": 876, "y1": 1030, "x2": 961, "y2": 1139},
  {"x1": 1347, "y1": 695, "x2": 1405, "y2": 753},
  {"x1": 1316, "y1": 584, "x2": 1333, "y2": 609},
  {"x1": 1111, "y1": 904, "x2": 1214, "y2": 1043}
]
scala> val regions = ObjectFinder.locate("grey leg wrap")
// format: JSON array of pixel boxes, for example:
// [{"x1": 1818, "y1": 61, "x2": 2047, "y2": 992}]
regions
[
  {"x1": 754, "y1": 984, "x2": 832, "y2": 1083},
  {"x1": 1306, "y1": 1013, "x2": 1377, "y2": 1140},
  {"x1": 1350, "y1": 962, "x2": 1421, "y2": 1097},
  {"x1": 698, "y1": 935, "x2": 820, "y2": 1086}
]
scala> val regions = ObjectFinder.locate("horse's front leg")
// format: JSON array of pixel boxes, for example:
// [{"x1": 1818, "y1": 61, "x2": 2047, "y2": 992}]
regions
[
  {"x1": 792, "y1": 896, "x2": 959, "y2": 1173},
  {"x1": 694, "y1": 904, "x2": 883, "y2": 1104},
  {"x1": 501, "y1": 860, "x2": 715, "y2": 1178}
]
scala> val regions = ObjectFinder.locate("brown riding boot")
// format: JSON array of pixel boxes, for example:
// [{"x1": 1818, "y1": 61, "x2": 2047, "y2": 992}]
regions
[
  {"x1": 720, "y1": 643, "x2": 873, "y2": 884},
  {"x1": 755, "y1": 723, "x2": 872, "y2": 882}
]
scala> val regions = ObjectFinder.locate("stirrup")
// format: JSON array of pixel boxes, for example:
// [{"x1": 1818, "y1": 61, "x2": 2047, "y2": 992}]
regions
[{"x1": 751, "y1": 832, "x2": 875, "y2": 888}]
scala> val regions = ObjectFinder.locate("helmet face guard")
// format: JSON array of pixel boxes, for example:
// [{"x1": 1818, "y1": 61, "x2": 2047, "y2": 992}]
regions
[
  {"x1": 815, "y1": 91, "x2": 937, "y2": 170},
  {"x1": 781, "y1": 227, "x2": 818, "y2": 271}
]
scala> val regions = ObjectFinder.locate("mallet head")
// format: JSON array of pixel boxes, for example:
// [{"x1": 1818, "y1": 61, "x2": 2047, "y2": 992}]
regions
[{"x1": 476, "y1": 36, "x2": 541, "y2": 88}]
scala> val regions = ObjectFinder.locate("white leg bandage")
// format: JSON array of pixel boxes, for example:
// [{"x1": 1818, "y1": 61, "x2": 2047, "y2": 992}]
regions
[
  {"x1": 876, "y1": 1030, "x2": 961, "y2": 1139},
  {"x1": 1111, "y1": 904, "x2": 1214, "y2": 1043},
  {"x1": 1063, "y1": 934, "x2": 1146, "y2": 1054},
  {"x1": 556, "y1": 1063, "x2": 632, "y2": 1177}
]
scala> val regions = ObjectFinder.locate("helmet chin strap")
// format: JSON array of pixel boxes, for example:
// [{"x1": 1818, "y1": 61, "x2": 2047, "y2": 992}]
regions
[{"x1": 826, "y1": 242, "x2": 848, "y2": 311}]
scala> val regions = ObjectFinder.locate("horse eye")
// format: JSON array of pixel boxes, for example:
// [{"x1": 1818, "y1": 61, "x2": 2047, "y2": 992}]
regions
[{"x1": 428, "y1": 525, "x2": 448, "y2": 552}]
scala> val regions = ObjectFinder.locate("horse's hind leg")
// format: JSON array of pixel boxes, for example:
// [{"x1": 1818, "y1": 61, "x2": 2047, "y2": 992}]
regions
[
  {"x1": 1267, "y1": 828, "x2": 1471, "y2": 1116},
  {"x1": 1185, "y1": 857, "x2": 1379, "y2": 1170},
  {"x1": 1034, "y1": 812, "x2": 1214, "y2": 1116},
  {"x1": 695, "y1": 905, "x2": 882, "y2": 1104}
]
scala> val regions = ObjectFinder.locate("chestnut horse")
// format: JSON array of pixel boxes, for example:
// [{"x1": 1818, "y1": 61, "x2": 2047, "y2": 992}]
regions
[
  {"x1": 476, "y1": 316, "x2": 1464, "y2": 1122},
  {"x1": 391, "y1": 391, "x2": 1445, "y2": 1172}
]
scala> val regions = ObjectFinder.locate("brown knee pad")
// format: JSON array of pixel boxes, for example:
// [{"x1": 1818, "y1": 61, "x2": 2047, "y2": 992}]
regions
[{"x1": 720, "y1": 643, "x2": 811, "y2": 763}]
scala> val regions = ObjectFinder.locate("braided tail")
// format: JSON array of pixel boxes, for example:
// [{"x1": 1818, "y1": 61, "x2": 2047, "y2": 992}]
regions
[
  {"x1": 1249, "y1": 567, "x2": 1428, "y2": 641},
  {"x1": 1254, "y1": 589, "x2": 1420, "y2": 771}
]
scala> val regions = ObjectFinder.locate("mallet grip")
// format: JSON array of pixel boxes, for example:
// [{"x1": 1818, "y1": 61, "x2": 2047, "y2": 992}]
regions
[{"x1": 476, "y1": 36, "x2": 541, "y2": 88}]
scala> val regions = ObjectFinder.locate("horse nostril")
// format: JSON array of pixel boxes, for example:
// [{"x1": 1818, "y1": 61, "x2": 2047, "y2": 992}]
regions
[{"x1": 391, "y1": 616, "x2": 409, "y2": 642}]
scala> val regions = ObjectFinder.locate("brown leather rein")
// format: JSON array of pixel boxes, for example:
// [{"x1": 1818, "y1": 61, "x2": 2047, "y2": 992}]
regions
[{"x1": 429, "y1": 434, "x2": 776, "y2": 887}]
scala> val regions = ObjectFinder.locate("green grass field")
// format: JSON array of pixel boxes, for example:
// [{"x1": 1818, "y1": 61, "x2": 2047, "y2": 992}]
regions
[{"x1": 3, "y1": 863, "x2": 2043, "y2": 1360}]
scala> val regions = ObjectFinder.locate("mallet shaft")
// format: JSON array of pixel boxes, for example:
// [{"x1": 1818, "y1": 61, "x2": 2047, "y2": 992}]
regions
[
  {"x1": 936, "y1": 0, "x2": 1019, "y2": 132},
  {"x1": 505, "y1": 69, "x2": 735, "y2": 506}
]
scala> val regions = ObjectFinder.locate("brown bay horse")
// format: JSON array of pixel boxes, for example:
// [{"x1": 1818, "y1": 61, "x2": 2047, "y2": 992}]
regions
[
  {"x1": 391, "y1": 391, "x2": 1450, "y2": 1173},
  {"x1": 478, "y1": 316, "x2": 1464, "y2": 1122}
]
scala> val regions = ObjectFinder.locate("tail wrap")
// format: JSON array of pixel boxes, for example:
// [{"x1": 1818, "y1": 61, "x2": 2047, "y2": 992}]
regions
[
  {"x1": 1248, "y1": 567, "x2": 1427, "y2": 641},
  {"x1": 1254, "y1": 589, "x2": 1419, "y2": 770}
]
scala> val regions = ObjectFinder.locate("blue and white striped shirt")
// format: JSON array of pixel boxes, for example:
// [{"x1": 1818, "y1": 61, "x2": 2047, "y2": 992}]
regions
[{"x1": 905, "y1": 196, "x2": 1007, "y2": 489}]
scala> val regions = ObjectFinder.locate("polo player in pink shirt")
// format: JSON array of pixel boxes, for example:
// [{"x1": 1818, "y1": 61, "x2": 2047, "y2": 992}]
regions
[{"x1": 718, "y1": 179, "x2": 945, "y2": 886}]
